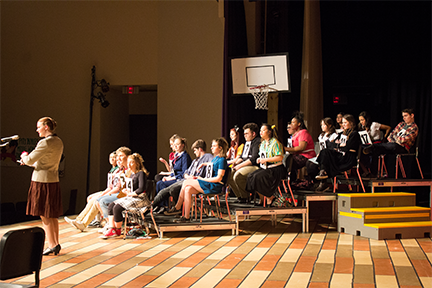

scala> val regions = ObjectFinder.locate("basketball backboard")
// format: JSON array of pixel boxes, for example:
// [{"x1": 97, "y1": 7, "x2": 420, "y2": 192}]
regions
[{"x1": 231, "y1": 53, "x2": 291, "y2": 94}]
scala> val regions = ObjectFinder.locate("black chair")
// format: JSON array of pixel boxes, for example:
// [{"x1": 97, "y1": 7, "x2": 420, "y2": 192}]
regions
[
  {"x1": 333, "y1": 145, "x2": 365, "y2": 192},
  {"x1": 0, "y1": 227, "x2": 45, "y2": 287}
]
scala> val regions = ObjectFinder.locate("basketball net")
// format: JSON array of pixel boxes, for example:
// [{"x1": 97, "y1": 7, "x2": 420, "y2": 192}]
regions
[{"x1": 250, "y1": 84, "x2": 269, "y2": 110}]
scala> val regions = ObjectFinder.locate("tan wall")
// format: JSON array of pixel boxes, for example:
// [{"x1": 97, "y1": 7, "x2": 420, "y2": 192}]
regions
[
  {"x1": 157, "y1": 1, "x2": 224, "y2": 162},
  {"x1": 1, "y1": 0, "x2": 223, "y2": 212}
]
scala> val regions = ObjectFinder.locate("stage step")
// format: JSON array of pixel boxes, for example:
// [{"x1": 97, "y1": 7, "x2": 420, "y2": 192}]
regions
[
  {"x1": 345, "y1": 206, "x2": 431, "y2": 223},
  {"x1": 338, "y1": 192, "x2": 432, "y2": 240},
  {"x1": 338, "y1": 192, "x2": 416, "y2": 213},
  {"x1": 341, "y1": 221, "x2": 432, "y2": 240}
]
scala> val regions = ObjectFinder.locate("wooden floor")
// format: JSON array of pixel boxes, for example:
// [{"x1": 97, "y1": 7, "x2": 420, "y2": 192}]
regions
[{"x1": 1, "y1": 214, "x2": 431, "y2": 288}]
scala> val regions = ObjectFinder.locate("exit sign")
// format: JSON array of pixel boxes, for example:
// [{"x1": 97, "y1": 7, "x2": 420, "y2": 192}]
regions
[{"x1": 122, "y1": 86, "x2": 139, "y2": 94}]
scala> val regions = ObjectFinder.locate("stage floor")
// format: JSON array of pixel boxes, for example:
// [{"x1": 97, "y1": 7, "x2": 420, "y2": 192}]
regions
[{"x1": 1, "y1": 213, "x2": 431, "y2": 287}]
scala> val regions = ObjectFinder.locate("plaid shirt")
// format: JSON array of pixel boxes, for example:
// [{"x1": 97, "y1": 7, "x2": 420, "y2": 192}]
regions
[{"x1": 387, "y1": 121, "x2": 418, "y2": 151}]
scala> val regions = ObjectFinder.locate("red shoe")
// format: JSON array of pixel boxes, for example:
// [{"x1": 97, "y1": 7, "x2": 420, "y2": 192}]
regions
[{"x1": 103, "y1": 228, "x2": 121, "y2": 238}]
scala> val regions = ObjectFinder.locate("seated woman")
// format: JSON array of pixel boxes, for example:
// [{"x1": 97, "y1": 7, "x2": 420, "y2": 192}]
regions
[
  {"x1": 335, "y1": 112, "x2": 344, "y2": 131},
  {"x1": 103, "y1": 153, "x2": 149, "y2": 238},
  {"x1": 358, "y1": 111, "x2": 391, "y2": 177},
  {"x1": 155, "y1": 134, "x2": 178, "y2": 182},
  {"x1": 154, "y1": 136, "x2": 192, "y2": 214},
  {"x1": 226, "y1": 126, "x2": 244, "y2": 167},
  {"x1": 284, "y1": 112, "x2": 316, "y2": 184},
  {"x1": 65, "y1": 147, "x2": 131, "y2": 231},
  {"x1": 164, "y1": 137, "x2": 229, "y2": 223},
  {"x1": 306, "y1": 117, "x2": 339, "y2": 185},
  {"x1": 246, "y1": 124, "x2": 285, "y2": 206},
  {"x1": 315, "y1": 114, "x2": 361, "y2": 191}
]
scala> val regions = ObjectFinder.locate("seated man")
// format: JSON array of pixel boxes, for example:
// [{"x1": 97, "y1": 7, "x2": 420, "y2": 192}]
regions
[
  {"x1": 150, "y1": 139, "x2": 213, "y2": 214},
  {"x1": 363, "y1": 108, "x2": 418, "y2": 177},
  {"x1": 227, "y1": 123, "x2": 261, "y2": 203}
]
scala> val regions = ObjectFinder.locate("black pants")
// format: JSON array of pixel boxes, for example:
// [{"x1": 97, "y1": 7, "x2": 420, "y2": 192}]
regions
[
  {"x1": 370, "y1": 143, "x2": 407, "y2": 175},
  {"x1": 152, "y1": 180, "x2": 183, "y2": 208}
]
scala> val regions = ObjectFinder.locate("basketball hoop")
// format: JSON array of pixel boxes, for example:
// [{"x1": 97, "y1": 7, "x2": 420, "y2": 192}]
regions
[{"x1": 250, "y1": 84, "x2": 269, "y2": 110}]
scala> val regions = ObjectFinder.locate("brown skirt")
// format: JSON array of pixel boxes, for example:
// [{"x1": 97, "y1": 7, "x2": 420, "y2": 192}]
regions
[{"x1": 27, "y1": 181, "x2": 63, "y2": 218}]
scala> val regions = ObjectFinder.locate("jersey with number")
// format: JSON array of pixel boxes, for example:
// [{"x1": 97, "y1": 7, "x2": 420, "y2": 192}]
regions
[{"x1": 318, "y1": 132, "x2": 338, "y2": 150}]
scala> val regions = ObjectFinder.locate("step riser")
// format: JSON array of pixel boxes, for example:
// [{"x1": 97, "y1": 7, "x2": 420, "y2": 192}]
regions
[
  {"x1": 338, "y1": 196, "x2": 416, "y2": 213},
  {"x1": 338, "y1": 217, "x2": 432, "y2": 240}
]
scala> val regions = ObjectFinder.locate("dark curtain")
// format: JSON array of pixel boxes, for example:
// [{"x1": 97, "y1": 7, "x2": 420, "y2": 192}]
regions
[{"x1": 222, "y1": 0, "x2": 248, "y2": 138}]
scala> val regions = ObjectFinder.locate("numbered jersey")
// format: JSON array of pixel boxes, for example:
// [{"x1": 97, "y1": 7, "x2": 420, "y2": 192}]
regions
[{"x1": 358, "y1": 130, "x2": 372, "y2": 145}]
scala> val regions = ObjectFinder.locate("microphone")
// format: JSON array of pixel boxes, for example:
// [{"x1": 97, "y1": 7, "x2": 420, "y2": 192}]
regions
[{"x1": 1, "y1": 135, "x2": 19, "y2": 143}]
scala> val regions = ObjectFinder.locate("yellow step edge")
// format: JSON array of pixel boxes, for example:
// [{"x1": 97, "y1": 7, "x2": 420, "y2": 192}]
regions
[
  {"x1": 365, "y1": 213, "x2": 430, "y2": 219},
  {"x1": 339, "y1": 211, "x2": 430, "y2": 220},
  {"x1": 338, "y1": 192, "x2": 415, "y2": 198},
  {"x1": 364, "y1": 221, "x2": 432, "y2": 228},
  {"x1": 339, "y1": 211, "x2": 362, "y2": 219},
  {"x1": 351, "y1": 206, "x2": 430, "y2": 213}
]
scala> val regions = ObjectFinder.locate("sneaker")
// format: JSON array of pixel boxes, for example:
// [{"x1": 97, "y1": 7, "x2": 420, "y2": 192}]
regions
[
  {"x1": 154, "y1": 206, "x2": 166, "y2": 215},
  {"x1": 98, "y1": 223, "x2": 110, "y2": 234},
  {"x1": 164, "y1": 207, "x2": 181, "y2": 216},
  {"x1": 88, "y1": 219, "x2": 101, "y2": 228},
  {"x1": 74, "y1": 220, "x2": 86, "y2": 232},
  {"x1": 234, "y1": 198, "x2": 247, "y2": 204},
  {"x1": 315, "y1": 182, "x2": 331, "y2": 193},
  {"x1": 316, "y1": 170, "x2": 328, "y2": 180},
  {"x1": 64, "y1": 217, "x2": 85, "y2": 232},
  {"x1": 103, "y1": 228, "x2": 122, "y2": 238},
  {"x1": 175, "y1": 216, "x2": 190, "y2": 223}
]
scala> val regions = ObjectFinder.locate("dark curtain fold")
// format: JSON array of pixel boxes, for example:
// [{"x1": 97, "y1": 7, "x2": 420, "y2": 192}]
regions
[{"x1": 222, "y1": 0, "x2": 248, "y2": 138}]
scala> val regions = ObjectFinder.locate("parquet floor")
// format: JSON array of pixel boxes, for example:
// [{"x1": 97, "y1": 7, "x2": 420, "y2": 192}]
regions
[{"x1": 1, "y1": 214, "x2": 431, "y2": 288}]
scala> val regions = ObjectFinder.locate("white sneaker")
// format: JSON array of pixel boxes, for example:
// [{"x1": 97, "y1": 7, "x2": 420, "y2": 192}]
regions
[
  {"x1": 64, "y1": 216, "x2": 85, "y2": 232},
  {"x1": 75, "y1": 221, "x2": 86, "y2": 232},
  {"x1": 98, "y1": 223, "x2": 110, "y2": 234}
]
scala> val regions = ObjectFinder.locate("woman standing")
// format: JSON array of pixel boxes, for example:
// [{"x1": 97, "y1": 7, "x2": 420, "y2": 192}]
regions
[
  {"x1": 246, "y1": 124, "x2": 285, "y2": 206},
  {"x1": 165, "y1": 137, "x2": 228, "y2": 223},
  {"x1": 20, "y1": 117, "x2": 64, "y2": 256}
]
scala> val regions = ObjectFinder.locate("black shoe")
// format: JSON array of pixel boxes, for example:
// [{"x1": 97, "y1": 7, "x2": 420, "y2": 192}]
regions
[
  {"x1": 43, "y1": 244, "x2": 61, "y2": 256},
  {"x1": 363, "y1": 145, "x2": 373, "y2": 155},
  {"x1": 316, "y1": 182, "x2": 330, "y2": 192},
  {"x1": 88, "y1": 220, "x2": 101, "y2": 228},
  {"x1": 234, "y1": 198, "x2": 247, "y2": 204},
  {"x1": 164, "y1": 207, "x2": 181, "y2": 216},
  {"x1": 316, "y1": 170, "x2": 328, "y2": 180},
  {"x1": 175, "y1": 216, "x2": 190, "y2": 223}
]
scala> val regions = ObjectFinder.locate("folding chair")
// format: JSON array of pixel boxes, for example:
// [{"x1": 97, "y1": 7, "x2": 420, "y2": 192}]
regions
[
  {"x1": 395, "y1": 135, "x2": 424, "y2": 179},
  {"x1": 333, "y1": 145, "x2": 365, "y2": 192},
  {"x1": 0, "y1": 227, "x2": 45, "y2": 287}
]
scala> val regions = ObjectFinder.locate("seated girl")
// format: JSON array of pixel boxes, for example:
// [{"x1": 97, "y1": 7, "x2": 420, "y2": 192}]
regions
[
  {"x1": 164, "y1": 137, "x2": 229, "y2": 223},
  {"x1": 155, "y1": 134, "x2": 178, "y2": 182},
  {"x1": 103, "y1": 153, "x2": 149, "y2": 238},
  {"x1": 315, "y1": 114, "x2": 361, "y2": 191},
  {"x1": 226, "y1": 126, "x2": 244, "y2": 167},
  {"x1": 154, "y1": 136, "x2": 192, "y2": 214},
  {"x1": 306, "y1": 117, "x2": 338, "y2": 185},
  {"x1": 284, "y1": 112, "x2": 316, "y2": 184},
  {"x1": 358, "y1": 111, "x2": 391, "y2": 177},
  {"x1": 246, "y1": 124, "x2": 285, "y2": 206}
]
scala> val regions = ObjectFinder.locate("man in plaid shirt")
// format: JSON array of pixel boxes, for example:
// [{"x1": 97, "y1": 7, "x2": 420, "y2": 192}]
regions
[{"x1": 363, "y1": 108, "x2": 418, "y2": 177}]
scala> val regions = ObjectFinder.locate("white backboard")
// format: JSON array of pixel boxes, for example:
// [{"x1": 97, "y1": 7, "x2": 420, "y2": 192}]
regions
[{"x1": 231, "y1": 53, "x2": 290, "y2": 94}]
